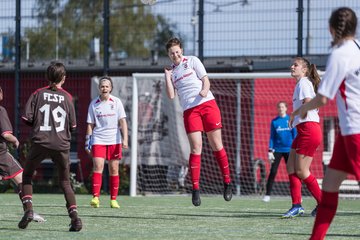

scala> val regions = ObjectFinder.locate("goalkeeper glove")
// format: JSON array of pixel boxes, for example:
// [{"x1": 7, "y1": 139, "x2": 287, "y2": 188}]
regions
[
  {"x1": 85, "y1": 135, "x2": 92, "y2": 151},
  {"x1": 268, "y1": 149, "x2": 275, "y2": 163}
]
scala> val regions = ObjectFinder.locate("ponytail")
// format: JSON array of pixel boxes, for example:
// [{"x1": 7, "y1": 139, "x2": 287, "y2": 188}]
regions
[{"x1": 308, "y1": 64, "x2": 321, "y2": 93}]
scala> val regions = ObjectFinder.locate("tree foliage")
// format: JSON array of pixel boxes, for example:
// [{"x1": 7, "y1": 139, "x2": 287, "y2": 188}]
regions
[{"x1": 24, "y1": 0, "x2": 180, "y2": 61}]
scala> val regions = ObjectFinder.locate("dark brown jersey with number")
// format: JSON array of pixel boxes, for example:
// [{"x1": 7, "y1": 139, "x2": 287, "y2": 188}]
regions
[
  {"x1": 0, "y1": 106, "x2": 13, "y2": 155},
  {"x1": 22, "y1": 86, "x2": 76, "y2": 151}
]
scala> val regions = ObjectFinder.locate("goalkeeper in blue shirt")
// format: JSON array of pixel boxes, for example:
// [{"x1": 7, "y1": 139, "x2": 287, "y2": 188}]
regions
[{"x1": 263, "y1": 101, "x2": 297, "y2": 202}]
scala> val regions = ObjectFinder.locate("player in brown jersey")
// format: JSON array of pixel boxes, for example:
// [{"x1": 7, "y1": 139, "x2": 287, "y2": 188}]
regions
[
  {"x1": 18, "y1": 62, "x2": 82, "y2": 231},
  {"x1": 0, "y1": 86, "x2": 45, "y2": 222}
]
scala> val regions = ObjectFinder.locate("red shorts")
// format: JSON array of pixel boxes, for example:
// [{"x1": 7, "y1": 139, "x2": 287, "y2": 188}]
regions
[
  {"x1": 291, "y1": 122, "x2": 321, "y2": 157},
  {"x1": 92, "y1": 144, "x2": 122, "y2": 160},
  {"x1": 183, "y1": 99, "x2": 222, "y2": 133},
  {"x1": 329, "y1": 134, "x2": 360, "y2": 180}
]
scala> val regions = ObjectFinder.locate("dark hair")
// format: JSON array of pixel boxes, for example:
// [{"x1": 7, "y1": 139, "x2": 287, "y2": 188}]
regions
[
  {"x1": 47, "y1": 62, "x2": 66, "y2": 91},
  {"x1": 98, "y1": 76, "x2": 113, "y2": 93},
  {"x1": 329, "y1": 7, "x2": 357, "y2": 46},
  {"x1": 295, "y1": 57, "x2": 321, "y2": 93},
  {"x1": 165, "y1": 37, "x2": 183, "y2": 52}
]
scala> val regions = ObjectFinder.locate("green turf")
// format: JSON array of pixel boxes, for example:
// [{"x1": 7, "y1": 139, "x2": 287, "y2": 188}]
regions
[{"x1": 1, "y1": 193, "x2": 360, "y2": 240}]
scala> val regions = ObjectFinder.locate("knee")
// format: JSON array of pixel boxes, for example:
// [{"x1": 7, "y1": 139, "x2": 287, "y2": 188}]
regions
[
  {"x1": 295, "y1": 169, "x2": 307, "y2": 180},
  {"x1": 190, "y1": 145, "x2": 202, "y2": 154}
]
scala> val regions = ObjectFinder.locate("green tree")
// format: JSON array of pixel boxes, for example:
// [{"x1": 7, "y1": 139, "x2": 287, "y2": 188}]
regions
[{"x1": 24, "y1": 0, "x2": 181, "y2": 61}]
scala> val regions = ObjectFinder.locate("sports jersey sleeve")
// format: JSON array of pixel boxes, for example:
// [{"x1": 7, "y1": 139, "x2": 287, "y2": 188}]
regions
[
  {"x1": 0, "y1": 106, "x2": 12, "y2": 135},
  {"x1": 298, "y1": 80, "x2": 314, "y2": 101},
  {"x1": 86, "y1": 101, "x2": 95, "y2": 124},
  {"x1": 191, "y1": 56, "x2": 207, "y2": 80},
  {"x1": 318, "y1": 53, "x2": 346, "y2": 100},
  {"x1": 268, "y1": 120, "x2": 276, "y2": 150},
  {"x1": 117, "y1": 99, "x2": 126, "y2": 119},
  {"x1": 22, "y1": 92, "x2": 36, "y2": 125}
]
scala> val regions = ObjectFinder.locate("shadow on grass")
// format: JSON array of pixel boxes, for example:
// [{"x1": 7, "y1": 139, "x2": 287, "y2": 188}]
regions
[
  {"x1": 42, "y1": 212, "x2": 176, "y2": 221},
  {"x1": 276, "y1": 232, "x2": 360, "y2": 238}
]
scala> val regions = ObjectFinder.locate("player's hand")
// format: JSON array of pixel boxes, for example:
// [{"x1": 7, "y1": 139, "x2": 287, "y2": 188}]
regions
[
  {"x1": 13, "y1": 139, "x2": 19, "y2": 149},
  {"x1": 199, "y1": 89, "x2": 208, "y2": 97},
  {"x1": 289, "y1": 113, "x2": 294, "y2": 128},
  {"x1": 268, "y1": 151, "x2": 275, "y2": 164},
  {"x1": 85, "y1": 135, "x2": 92, "y2": 157},
  {"x1": 164, "y1": 66, "x2": 172, "y2": 79},
  {"x1": 299, "y1": 106, "x2": 308, "y2": 119},
  {"x1": 122, "y1": 140, "x2": 129, "y2": 149}
]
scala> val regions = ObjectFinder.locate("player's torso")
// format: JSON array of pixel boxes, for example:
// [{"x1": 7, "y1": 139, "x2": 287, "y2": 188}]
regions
[
  {"x1": 30, "y1": 88, "x2": 73, "y2": 150},
  {"x1": 332, "y1": 40, "x2": 360, "y2": 135},
  {"x1": 292, "y1": 78, "x2": 319, "y2": 126},
  {"x1": 90, "y1": 96, "x2": 122, "y2": 144},
  {"x1": 171, "y1": 56, "x2": 214, "y2": 110}
]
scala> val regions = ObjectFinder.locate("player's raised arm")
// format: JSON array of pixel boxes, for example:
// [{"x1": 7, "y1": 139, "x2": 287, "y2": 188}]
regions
[{"x1": 164, "y1": 66, "x2": 175, "y2": 99}]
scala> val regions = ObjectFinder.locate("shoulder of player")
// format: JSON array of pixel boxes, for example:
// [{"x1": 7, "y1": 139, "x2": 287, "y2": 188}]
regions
[{"x1": 56, "y1": 88, "x2": 74, "y2": 100}]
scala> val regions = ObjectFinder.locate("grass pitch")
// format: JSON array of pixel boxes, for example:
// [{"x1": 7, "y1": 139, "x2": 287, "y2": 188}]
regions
[{"x1": 1, "y1": 193, "x2": 360, "y2": 240}]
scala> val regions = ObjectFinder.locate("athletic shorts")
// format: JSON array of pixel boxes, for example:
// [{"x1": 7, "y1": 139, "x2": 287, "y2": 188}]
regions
[
  {"x1": 183, "y1": 99, "x2": 222, "y2": 133},
  {"x1": 291, "y1": 122, "x2": 321, "y2": 157},
  {"x1": 329, "y1": 134, "x2": 360, "y2": 180},
  {"x1": 92, "y1": 144, "x2": 122, "y2": 160},
  {"x1": 0, "y1": 151, "x2": 23, "y2": 180}
]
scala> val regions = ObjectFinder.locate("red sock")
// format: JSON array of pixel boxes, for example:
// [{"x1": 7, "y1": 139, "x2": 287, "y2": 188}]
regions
[
  {"x1": 289, "y1": 173, "x2": 302, "y2": 205},
  {"x1": 189, "y1": 154, "x2": 201, "y2": 190},
  {"x1": 213, "y1": 148, "x2": 231, "y2": 184},
  {"x1": 92, "y1": 172, "x2": 102, "y2": 197},
  {"x1": 304, "y1": 174, "x2": 322, "y2": 204},
  {"x1": 110, "y1": 175, "x2": 120, "y2": 200},
  {"x1": 310, "y1": 191, "x2": 338, "y2": 240}
]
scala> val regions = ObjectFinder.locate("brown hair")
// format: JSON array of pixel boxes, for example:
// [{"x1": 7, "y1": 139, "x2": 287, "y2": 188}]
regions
[
  {"x1": 98, "y1": 76, "x2": 113, "y2": 93},
  {"x1": 165, "y1": 37, "x2": 183, "y2": 52},
  {"x1": 47, "y1": 62, "x2": 66, "y2": 91},
  {"x1": 295, "y1": 57, "x2": 321, "y2": 93},
  {"x1": 277, "y1": 101, "x2": 288, "y2": 108},
  {"x1": 329, "y1": 7, "x2": 357, "y2": 46}
]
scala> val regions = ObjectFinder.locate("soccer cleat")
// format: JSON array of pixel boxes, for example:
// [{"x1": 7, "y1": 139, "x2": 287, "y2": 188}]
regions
[
  {"x1": 110, "y1": 200, "x2": 120, "y2": 209},
  {"x1": 262, "y1": 195, "x2": 270, "y2": 202},
  {"x1": 33, "y1": 212, "x2": 46, "y2": 223},
  {"x1": 281, "y1": 206, "x2": 305, "y2": 218},
  {"x1": 311, "y1": 206, "x2": 318, "y2": 217},
  {"x1": 90, "y1": 196, "x2": 100, "y2": 208},
  {"x1": 223, "y1": 182, "x2": 232, "y2": 201},
  {"x1": 192, "y1": 189, "x2": 201, "y2": 207},
  {"x1": 69, "y1": 217, "x2": 82, "y2": 232},
  {"x1": 18, "y1": 210, "x2": 34, "y2": 229}
]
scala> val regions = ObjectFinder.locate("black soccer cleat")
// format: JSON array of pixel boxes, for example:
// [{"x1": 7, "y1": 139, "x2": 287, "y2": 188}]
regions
[
  {"x1": 69, "y1": 217, "x2": 82, "y2": 232},
  {"x1": 18, "y1": 210, "x2": 34, "y2": 229},
  {"x1": 192, "y1": 189, "x2": 201, "y2": 207},
  {"x1": 223, "y1": 183, "x2": 233, "y2": 201}
]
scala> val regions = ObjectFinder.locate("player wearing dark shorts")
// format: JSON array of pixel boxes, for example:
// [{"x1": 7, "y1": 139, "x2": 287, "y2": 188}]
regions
[
  {"x1": 0, "y1": 86, "x2": 45, "y2": 222},
  {"x1": 18, "y1": 62, "x2": 82, "y2": 231}
]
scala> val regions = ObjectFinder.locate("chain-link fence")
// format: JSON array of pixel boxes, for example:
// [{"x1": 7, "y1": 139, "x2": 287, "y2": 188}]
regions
[{"x1": 1, "y1": 0, "x2": 360, "y2": 72}]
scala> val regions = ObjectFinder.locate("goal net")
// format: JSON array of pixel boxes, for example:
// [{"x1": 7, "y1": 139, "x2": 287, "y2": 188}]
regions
[{"x1": 91, "y1": 72, "x2": 359, "y2": 198}]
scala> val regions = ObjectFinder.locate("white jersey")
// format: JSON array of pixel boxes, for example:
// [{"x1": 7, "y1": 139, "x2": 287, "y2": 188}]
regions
[
  {"x1": 318, "y1": 39, "x2": 360, "y2": 136},
  {"x1": 87, "y1": 94, "x2": 126, "y2": 145},
  {"x1": 171, "y1": 56, "x2": 215, "y2": 111},
  {"x1": 292, "y1": 77, "x2": 319, "y2": 127}
]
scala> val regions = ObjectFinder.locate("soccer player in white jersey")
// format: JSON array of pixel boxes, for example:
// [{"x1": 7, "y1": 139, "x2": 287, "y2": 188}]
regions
[
  {"x1": 85, "y1": 76, "x2": 128, "y2": 209},
  {"x1": 281, "y1": 57, "x2": 322, "y2": 218},
  {"x1": 164, "y1": 37, "x2": 232, "y2": 206},
  {"x1": 297, "y1": 7, "x2": 360, "y2": 240}
]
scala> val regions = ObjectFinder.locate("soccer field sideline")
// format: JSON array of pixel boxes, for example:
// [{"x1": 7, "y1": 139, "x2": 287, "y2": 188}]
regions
[{"x1": 1, "y1": 193, "x2": 360, "y2": 240}]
